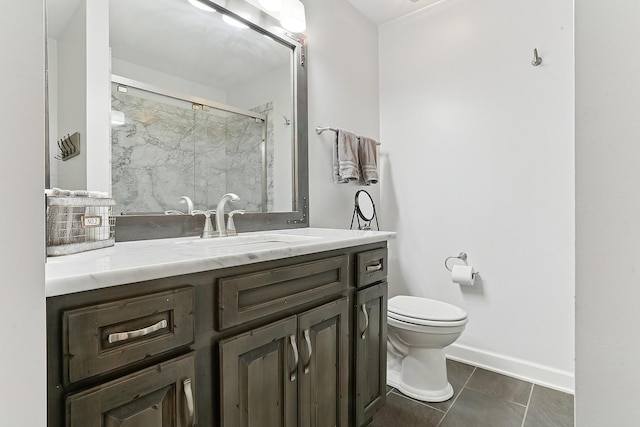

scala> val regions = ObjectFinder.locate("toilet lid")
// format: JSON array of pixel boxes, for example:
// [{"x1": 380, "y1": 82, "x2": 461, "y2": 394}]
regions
[{"x1": 388, "y1": 296, "x2": 467, "y2": 322}]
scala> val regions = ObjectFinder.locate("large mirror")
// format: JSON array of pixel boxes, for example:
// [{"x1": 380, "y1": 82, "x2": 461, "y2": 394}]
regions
[{"x1": 45, "y1": 0, "x2": 308, "y2": 233}]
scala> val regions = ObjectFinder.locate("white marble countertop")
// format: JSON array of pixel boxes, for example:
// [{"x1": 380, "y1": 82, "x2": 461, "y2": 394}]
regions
[{"x1": 45, "y1": 227, "x2": 395, "y2": 297}]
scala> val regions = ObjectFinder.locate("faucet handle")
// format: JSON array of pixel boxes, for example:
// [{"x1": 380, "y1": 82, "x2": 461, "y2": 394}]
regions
[
  {"x1": 191, "y1": 209, "x2": 216, "y2": 218},
  {"x1": 192, "y1": 210, "x2": 217, "y2": 238},
  {"x1": 227, "y1": 210, "x2": 245, "y2": 236}
]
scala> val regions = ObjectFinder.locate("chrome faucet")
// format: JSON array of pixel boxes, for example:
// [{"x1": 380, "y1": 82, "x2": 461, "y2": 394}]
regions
[{"x1": 216, "y1": 193, "x2": 240, "y2": 237}]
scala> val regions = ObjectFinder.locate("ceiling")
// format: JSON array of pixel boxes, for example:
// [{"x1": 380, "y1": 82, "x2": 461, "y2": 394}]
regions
[{"x1": 345, "y1": 0, "x2": 446, "y2": 25}]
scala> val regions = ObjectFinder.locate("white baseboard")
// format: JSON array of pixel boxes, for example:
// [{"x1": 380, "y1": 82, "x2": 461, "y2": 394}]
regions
[{"x1": 446, "y1": 343, "x2": 575, "y2": 394}]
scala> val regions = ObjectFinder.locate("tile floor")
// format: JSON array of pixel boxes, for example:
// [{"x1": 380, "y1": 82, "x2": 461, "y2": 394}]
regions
[{"x1": 373, "y1": 360, "x2": 574, "y2": 427}]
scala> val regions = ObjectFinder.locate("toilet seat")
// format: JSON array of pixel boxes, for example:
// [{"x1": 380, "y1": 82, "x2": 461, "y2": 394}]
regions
[{"x1": 388, "y1": 296, "x2": 467, "y2": 327}]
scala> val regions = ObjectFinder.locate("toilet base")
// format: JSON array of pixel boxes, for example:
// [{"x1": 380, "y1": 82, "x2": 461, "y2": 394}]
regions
[
  {"x1": 386, "y1": 346, "x2": 454, "y2": 403},
  {"x1": 387, "y1": 368, "x2": 454, "y2": 402}
]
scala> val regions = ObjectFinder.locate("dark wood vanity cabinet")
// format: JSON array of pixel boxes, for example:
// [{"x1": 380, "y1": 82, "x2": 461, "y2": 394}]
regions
[
  {"x1": 355, "y1": 283, "x2": 388, "y2": 426},
  {"x1": 220, "y1": 298, "x2": 349, "y2": 427},
  {"x1": 46, "y1": 242, "x2": 388, "y2": 427},
  {"x1": 66, "y1": 352, "x2": 196, "y2": 427},
  {"x1": 355, "y1": 248, "x2": 389, "y2": 426}
]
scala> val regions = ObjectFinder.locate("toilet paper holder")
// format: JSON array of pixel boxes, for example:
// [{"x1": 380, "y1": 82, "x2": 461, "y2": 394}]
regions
[{"x1": 444, "y1": 252, "x2": 479, "y2": 276}]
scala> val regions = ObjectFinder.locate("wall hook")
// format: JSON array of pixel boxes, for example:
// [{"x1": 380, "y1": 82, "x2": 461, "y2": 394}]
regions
[
  {"x1": 283, "y1": 115, "x2": 291, "y2": 126},
  {"x1": 532, "y1": 48, "x2": 542, "y2": 66},
  {"x1": 55, "y1": 132, "x2": 81, "y2": 161}
]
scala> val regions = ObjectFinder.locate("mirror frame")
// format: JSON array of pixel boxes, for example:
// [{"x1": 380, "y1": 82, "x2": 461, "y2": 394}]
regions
[
  {"x1": 56, "y1": 0, "x2": 309, "y2": 240},
  {"x1": 355, "y1": 190, "x2": 375, "y2": 222}
]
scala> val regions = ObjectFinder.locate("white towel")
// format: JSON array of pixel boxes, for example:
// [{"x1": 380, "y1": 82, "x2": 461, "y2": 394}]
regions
[
  {"x1": 48, "y1": 188, "x2": 110, "y2": 198},
  {"x1": 358, "y1": 136, "x2": 379, "y2": 185},
  {"x1": 333, "y1": 129, "x2": 360, "y2": 183}
]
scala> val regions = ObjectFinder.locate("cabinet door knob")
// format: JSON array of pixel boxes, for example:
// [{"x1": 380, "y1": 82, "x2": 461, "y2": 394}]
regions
[
  {"x1": 107, "y1": 319, "x2": 168, "y2": 344},
  {"x1": 289, "y1": 335, "x2": 299, "y2": 381},
  {"x1": 361, "y1": 304, "x2": 369, "y2": 340},
  {"x1": 303, "y1": 329, "x2": 313, "y2": 374},
  {"x1": 183, "y1": 378, "x2": 195, "y2": 427}
]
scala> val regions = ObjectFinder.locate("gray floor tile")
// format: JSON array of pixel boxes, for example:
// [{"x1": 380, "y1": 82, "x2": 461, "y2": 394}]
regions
[
  {"x1": 372, "y1": 391, "x2": 445, "y2": 427},
  {"x1": 439, "y1": 388, "x2": 526, "y2": 427},
  {"x1": 523, "y1": 385, "x2": 574, "y2": 427},
  {"x1": 465, "y1": 368, "x2": 532, "y2": 405}
]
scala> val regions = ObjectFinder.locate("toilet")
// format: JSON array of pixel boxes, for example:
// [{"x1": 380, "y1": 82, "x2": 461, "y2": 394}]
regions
[{"x1": 387, "y1": 295, "x2": 468, "y2": 402}]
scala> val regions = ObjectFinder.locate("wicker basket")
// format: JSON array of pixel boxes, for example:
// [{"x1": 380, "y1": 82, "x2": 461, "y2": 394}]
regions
[{"x1": 46, "y1": 196, "x2": 116, "y2": 256}]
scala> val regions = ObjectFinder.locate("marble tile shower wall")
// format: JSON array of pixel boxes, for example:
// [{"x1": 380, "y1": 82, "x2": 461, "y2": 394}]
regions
[{"x1": 111, "y1": 90, "x2": 274, "y2": 214}]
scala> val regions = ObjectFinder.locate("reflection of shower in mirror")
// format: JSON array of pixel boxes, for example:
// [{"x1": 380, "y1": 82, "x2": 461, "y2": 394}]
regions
[{"x1": 110, "y1": 80, "x2": 274, "y2": 215}]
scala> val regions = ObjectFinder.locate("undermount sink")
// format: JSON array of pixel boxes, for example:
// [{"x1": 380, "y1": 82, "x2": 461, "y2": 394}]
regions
[{"x1": 177, "y1": 233, "x2": 321, "y2": 249}]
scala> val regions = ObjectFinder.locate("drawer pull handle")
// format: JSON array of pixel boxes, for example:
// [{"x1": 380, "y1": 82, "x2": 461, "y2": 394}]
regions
[
  {"x1": 303, "y1": 329, "x2": 313, "y2": 374},
  {"x1": 289, "y1": 335, "x2": 299, "y2": 382},
  {"x1": 361, "y1": 303, "x2": 369, "y2": 340},
  {"x1": 366, "y1": 263, "x2": 383, "y2": 273},
  {"x1": 107, "y1": 319, "x2": 168, "y2": 344},
  {"x1": 183, "y1": 378, "x2": 195, "y2": 427}
]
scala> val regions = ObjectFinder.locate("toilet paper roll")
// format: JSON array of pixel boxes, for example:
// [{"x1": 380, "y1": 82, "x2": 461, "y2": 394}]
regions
[{"x1": 451, "y1": 265, "x2": 476, "y2": 286}]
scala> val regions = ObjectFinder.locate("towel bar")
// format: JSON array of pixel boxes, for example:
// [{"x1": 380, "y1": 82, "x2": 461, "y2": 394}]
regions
[{"x1": 315, "y1": 126, "x2": 381, "y2": 145}]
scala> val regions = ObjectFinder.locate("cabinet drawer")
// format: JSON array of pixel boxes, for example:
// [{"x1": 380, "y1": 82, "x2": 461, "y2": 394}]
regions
[
  {"x1": 63, "y1": 287, "x2": 194, "y2": 384},
  {"x1": 66, "y1": 352, "x2": 196, "y2": 427},
  {"x1": 218, "y1": 255, "x2": 349, "y2": 330},
  {"x1": 356, "y1": 248, "x2": 388, "y2": 288}
]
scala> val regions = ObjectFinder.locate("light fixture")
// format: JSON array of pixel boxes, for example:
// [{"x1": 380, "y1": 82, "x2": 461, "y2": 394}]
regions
[
  {"x1": 222, "y1": 13, "x2": 249, "y2": 29},
  {"x1": 258, "y1": 0, "x2": 283, "y2": 12},
  {"x1": 188, "y1": 0, "x2": 216, "y2": 12},
  {"x1": 111, "y1": 110, "x2": 125, "y2": 126},
  {"x1": 280, "y1": 0, "x2": 306, "y2": 33}
]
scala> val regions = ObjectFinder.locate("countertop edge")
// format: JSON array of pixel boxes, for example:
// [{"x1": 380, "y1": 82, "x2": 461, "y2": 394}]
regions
[{"x1": 45, "y1": 228, "x2": 395, "y2": 297}]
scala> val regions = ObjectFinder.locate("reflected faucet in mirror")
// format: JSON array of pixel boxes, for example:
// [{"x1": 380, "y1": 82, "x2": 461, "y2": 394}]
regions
[
  {"x1": 180, "y1": 196, "x2": 194, "y2": 215},
  {"x1": 164, "y1": 196, "x2": 194, "y2": 215}
]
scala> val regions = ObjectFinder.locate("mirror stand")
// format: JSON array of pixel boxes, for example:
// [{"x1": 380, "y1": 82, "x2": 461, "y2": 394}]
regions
[{"x1": 350, "y1": 189, "x2": 379, "y2": 231}]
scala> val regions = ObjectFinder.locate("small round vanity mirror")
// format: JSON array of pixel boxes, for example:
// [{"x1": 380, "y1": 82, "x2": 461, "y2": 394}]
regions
[
  {"x1": 356, "y1": 190, "x2": 375, "y2": 222},
  {"x1": 351, "y1": 190, "x2": 379, "y2": 230}
]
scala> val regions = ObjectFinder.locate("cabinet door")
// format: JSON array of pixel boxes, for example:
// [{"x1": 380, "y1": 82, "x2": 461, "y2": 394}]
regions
[
  {"x1": 66, "y1": 352, "x2": 196, "y2": 427},
  {"x1": 355, "y1": 283, "x2": 388, "y2": 427},
  {"x1": 298, "y1": 298, "x2": 349, "y2": 427},
  {"x1": 220, "y1": 316, "x2": 298, "y2": 427}
]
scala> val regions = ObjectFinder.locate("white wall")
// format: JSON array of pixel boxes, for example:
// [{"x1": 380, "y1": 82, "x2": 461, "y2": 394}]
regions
[
  {"x1": 379, "y1": 0, "x2": 575, "y2": 391},
  {"x1": 575, "y1": 0, "x2": 640, "y2": 424},
  {"x1": 55, "y1": 0, "x2": 87, "y2": 189},
  {"x1": 85, "y1": 0, "x2": 111, "y2": 192},
  {"x1": 302, "y1": 0, "x2": 381, "y2": 229},
  {"x1": 0, "y1": 0, "x2": 46, "y2": 424},
  {"x1": 48, "y1": 38, "x2": 59, "y2": 186},
  {"x1": 52, "y1": 0, "x2": 111, "y2": 192}
]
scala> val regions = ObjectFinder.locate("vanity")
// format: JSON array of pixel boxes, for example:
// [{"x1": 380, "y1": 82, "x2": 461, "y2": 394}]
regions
[
  {"x1": 44, "y1": 0, "x2": 391, "y2": 424},
  {"x1": 46, "y1": 228, "x2": 394, "y2": 426}
]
